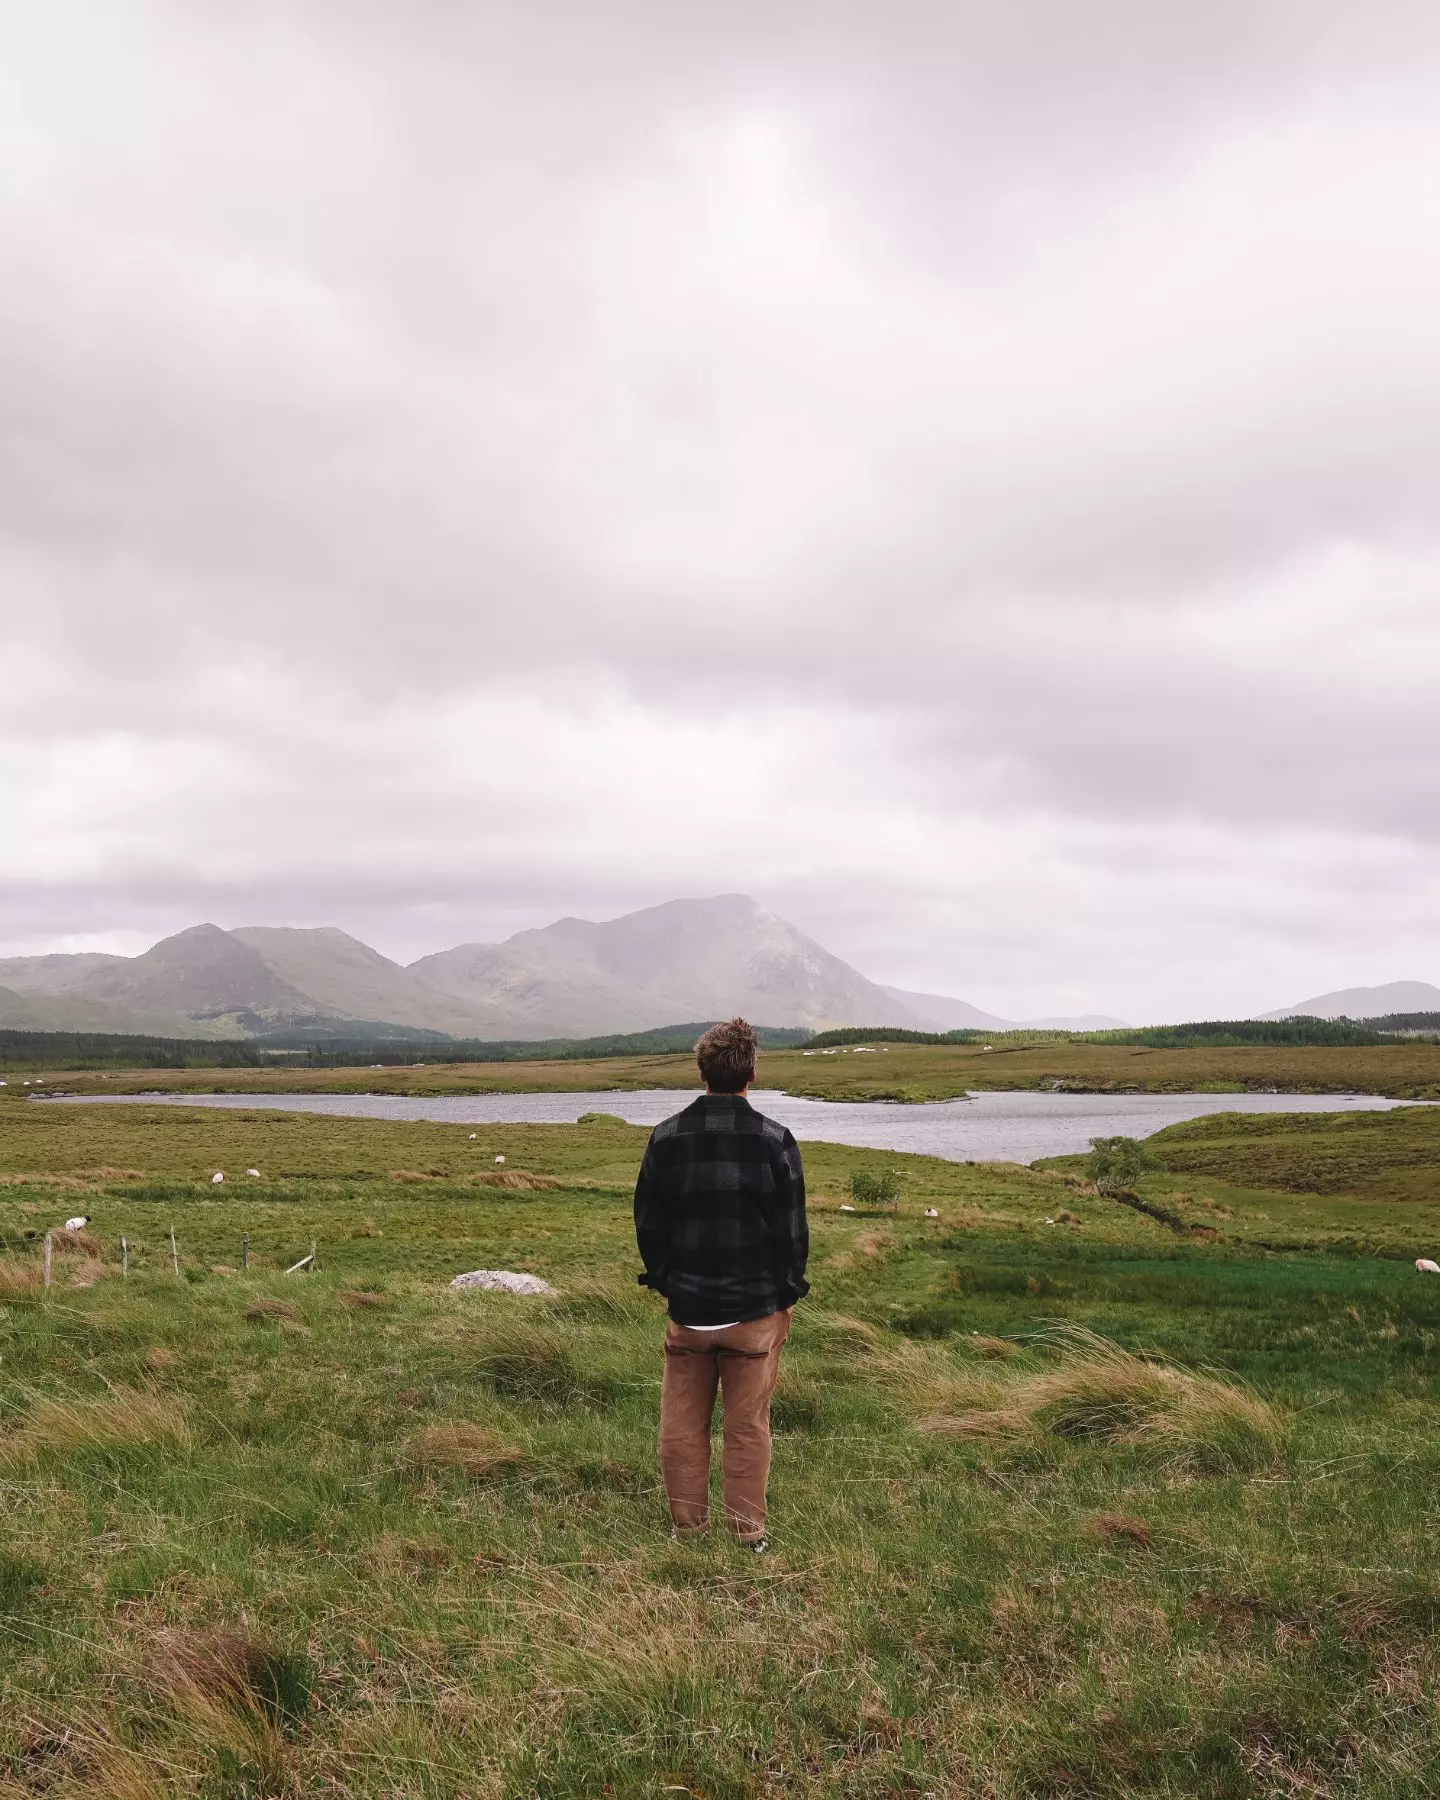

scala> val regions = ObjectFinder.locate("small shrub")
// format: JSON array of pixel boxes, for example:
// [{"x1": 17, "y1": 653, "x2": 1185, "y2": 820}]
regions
[
  {"x1": 576, "y1": 1112, "x2": 627, "y2": 1126},
  {"x1": 338, "y1": 1288, "x2": 387, "y2": 1309},
  {"x1": 1087, "y1": 1135, "x2": 1148, "y2": 1195},
  {"x1": 850, "y1": 1168, "x2": 901, "y2": 1209}
]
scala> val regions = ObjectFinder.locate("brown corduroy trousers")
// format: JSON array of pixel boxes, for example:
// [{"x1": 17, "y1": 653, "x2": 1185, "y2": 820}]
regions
[{"x1": 659, "y1": 1308, "x2": 793, "y2": 1542}]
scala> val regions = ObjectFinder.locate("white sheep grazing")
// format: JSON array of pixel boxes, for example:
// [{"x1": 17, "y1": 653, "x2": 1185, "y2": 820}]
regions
[
  {"x1": 246, "y1": 1168, "x2": 260, "y2": 1178},
  {"x1": 924, "y1": 1208, "x2": 939, "y2": 1218},
  {"x1": 494, "y1": 1154, "x2": 505, "y2": 1165},
  {"x1": 212, "y1": 1171, "x2": 224, "y2": 1184},
  {"x1": 839, "y1": 1203, "x2": 855, "y2": 1212},
  {"x1": 1417, "y1": 1258, "x2": 1440, "y2": 1273},
  {"x1": 64, "y1": 1215, "x2": 90, "y2": 1231},
  {"x1": 468, "y1": 1133, "x2": 478, "y2": 1140}
]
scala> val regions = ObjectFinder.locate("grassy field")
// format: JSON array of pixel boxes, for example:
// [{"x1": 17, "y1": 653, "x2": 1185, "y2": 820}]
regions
[
  {"x1": 3, "y1": 1101, "x2": 1440, "y2": 1796},
  {"x1": 12, "y1": 1038, "x2": 1440, "y2": 1105}
]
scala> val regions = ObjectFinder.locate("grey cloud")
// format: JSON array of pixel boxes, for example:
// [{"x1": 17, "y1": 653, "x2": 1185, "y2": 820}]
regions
[{"x1": 4, "y1": 1, "x2": 1440, "y2": 1017}]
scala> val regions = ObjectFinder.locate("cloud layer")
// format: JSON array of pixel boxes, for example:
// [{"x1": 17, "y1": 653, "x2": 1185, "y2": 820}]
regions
[{"x1": 3, "y1": 1, "x2": 1439, "y2": 1020}]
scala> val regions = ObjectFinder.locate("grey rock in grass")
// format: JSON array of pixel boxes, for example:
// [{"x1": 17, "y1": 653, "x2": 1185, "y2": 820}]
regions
[{"x1": 450, "y1": 1269, "x2": 554, "y2": 1295}]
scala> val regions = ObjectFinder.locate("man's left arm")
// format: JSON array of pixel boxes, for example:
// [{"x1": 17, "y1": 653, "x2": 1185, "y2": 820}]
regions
[{"x1": 770, "y1": 1132, "x2": 810, "y2": 1304}]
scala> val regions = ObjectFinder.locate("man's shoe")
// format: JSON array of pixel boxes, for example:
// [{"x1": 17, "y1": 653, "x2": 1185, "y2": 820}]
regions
[{"x1": 744, "y1": 1537, "x2": 769, "y2": 1554}]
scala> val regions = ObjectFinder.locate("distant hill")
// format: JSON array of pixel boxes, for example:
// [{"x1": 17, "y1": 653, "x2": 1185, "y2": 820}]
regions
[
  {"x1": 881, "y1": 984, "x2": 1127, "y2": 1033},
  {"x1": 410, "y1": 895, "x2": 925, "y2": 1036},
  {"x1": 879, "y1": 986, "x2": 1012, "y2": 1030},
  {"x1": 1261, "y1": 980, "x2": 1440, "y2": 1022}
]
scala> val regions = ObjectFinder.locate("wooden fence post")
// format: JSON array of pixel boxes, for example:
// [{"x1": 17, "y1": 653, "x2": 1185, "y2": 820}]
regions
[
  {"x1": 43, "y1": 1232, "x2": 53, "y2": 1289},
  {"x1": 121, "y1": 1236, "x2": 129, "y2": 1279},
  {"x1": 242, "y1": 1232, "x2": 249, "y2": 1271},
  {"x1": 170, "y1": 1225, "x2": 180, "y2": 1278}
]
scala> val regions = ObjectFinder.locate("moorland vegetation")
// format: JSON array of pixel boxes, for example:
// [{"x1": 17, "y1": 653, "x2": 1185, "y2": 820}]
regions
[
  {"x1": 2, "y1": 1098, "x2": 1440, "y2": 1794},
  {"x1": 13, "y1": 1035, "x2": 1440, "y2": 1105}
]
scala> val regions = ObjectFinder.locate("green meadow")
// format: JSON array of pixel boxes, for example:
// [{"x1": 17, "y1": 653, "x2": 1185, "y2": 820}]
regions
[
  {"x1": 3, "y1": 1098, "x2": 1440, "y2": 1797},
  {"x1": 23, "y1": 1036, "x2": 1440, "y2": 1104}
]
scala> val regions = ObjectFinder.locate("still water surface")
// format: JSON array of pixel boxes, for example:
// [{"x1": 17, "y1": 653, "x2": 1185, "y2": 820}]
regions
[{"x1": 48, "y1": 1087, "x2": 1418, "y2": 1165}]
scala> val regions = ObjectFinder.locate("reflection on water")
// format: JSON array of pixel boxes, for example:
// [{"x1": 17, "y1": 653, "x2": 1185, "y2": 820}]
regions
[{"x1": 44, "y1": 1085, "x2": 1418, "y2": 1166}]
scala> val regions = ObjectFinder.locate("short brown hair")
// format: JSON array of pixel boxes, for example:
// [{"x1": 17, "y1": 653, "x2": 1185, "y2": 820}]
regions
[{"x1": 696, "y1": 1018, "x2": 757, "y2": 1093}]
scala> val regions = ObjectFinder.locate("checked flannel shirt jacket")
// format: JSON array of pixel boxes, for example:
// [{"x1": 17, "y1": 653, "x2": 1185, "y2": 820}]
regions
[{"x1": 633, "y1": 1092, "x2": 810, "y2": 1326}]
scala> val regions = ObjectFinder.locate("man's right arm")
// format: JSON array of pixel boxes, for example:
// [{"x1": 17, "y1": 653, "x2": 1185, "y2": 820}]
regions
[{"x1": 633, "y1": 1136, "x2": 670, "y2": 1291}]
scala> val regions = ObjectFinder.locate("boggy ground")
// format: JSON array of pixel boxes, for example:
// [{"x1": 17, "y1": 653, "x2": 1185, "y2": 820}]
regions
[
  {"x1": 2, "y1": 1103, "x2": 1440, "y2": 1797},
  {"x1": 11, "y1": 1038, "x2": 1440, "y2": 1104}
]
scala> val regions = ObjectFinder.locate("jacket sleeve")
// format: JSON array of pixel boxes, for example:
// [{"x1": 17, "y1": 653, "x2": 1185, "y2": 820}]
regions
[
  {"x1": 770, "y1": 1131, "x2": 810, "y2": 1304},
  {"x1": 633, "y1": 1136, "x2": 670, "y2": 1291}
]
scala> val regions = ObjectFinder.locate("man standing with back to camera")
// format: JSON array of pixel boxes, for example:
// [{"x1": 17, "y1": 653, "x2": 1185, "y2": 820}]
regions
[{"x1": 633, "y1": 1018, "x2": 809, "y2": 1553}]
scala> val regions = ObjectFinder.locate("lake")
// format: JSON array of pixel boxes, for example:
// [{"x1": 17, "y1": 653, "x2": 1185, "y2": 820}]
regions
[{"x1": 42, "y1": 1087, "x2": 1420, "y2": 1165}]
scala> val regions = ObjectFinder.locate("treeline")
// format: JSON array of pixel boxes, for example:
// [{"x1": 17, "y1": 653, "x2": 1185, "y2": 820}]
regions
[
  {"x1": 804, "y1": 1018, "x2": 1429, "y2": 1052},
  {"x1": 1084, "y1": 1018, "x2": 1399, "y2": 1048},
  {"x1": 804, "y1": 1026, "x2": 1062, "y2": 1049},
  {"x1": 0, "y1": 1031, "x2": 275, "y2": 1071},
  {"x1": 0, "y1": 1022, "x2": 812, "y2": 1073}
]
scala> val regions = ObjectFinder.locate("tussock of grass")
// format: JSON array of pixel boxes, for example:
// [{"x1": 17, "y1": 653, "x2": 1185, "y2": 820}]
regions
[
  {"x1": 915, "y1": 1327, "x2": 1282, "y2": 1473},
  {"x1": 403, "y1": 1422, "x2": 527, "y2": 1480},
  {"x1": 1090, "y1": 1511, "x2": 1153, "y2": 1548},
  {"x1": 471, "y1": 1168, "x2": 564, "y2": 1191},
  {"x1": 0, "y1": 1385, "x2": 189, "y2": 1468},
  {"x1": 965, "y1": 1333, "x2": 1021, "y2": 1359},
  {"x1": 243, "y1": 1297, "x2": 300, "y2": 1323},
  {"x1": 469, "y1": 1319, "x2": 611, "y2": 1406},
  {"x1": 792, "y1": 1310, "x2": 881, "y2": 1357},
  {"x1": 548, "y1": 1278, "x2": 653, "y2": 1323},
  {"x1": 0, "y1": 1257, "x2": 43, "y2": 1300},
  {"x1": 337, "y1": 1287, "x2": 386, "y2": 1309},
  {"x1": 51, "y1": 1226, "x2": 102, "y2": 1258},
  {"x1": 153, "y1": 1626, "x2": 313, "y2": 1722}
]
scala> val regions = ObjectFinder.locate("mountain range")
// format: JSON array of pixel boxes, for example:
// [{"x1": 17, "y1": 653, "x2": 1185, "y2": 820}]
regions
[
  {"x1": 5, "y1": 898, "x2": 1431, "y2": 1041},
  {"x1": 0, "y1": 894, "x2": 1104, "y2": 1041}
]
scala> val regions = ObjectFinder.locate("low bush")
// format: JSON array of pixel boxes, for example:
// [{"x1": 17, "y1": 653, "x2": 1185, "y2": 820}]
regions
[{"x1": 850, "y1": 1167, "x2": 901, "y2": 1209}]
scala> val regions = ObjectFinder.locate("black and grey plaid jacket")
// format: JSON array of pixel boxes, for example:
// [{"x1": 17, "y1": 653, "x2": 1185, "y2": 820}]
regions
[{"x1": 633, "y1": 1093, "x2": 809, "y2": 1326}]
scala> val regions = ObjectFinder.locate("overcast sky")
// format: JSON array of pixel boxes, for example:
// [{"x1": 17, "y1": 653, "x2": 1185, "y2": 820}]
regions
[{"x1": 3, "y1": 2, "x2": 1439, "y2": 1023}]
